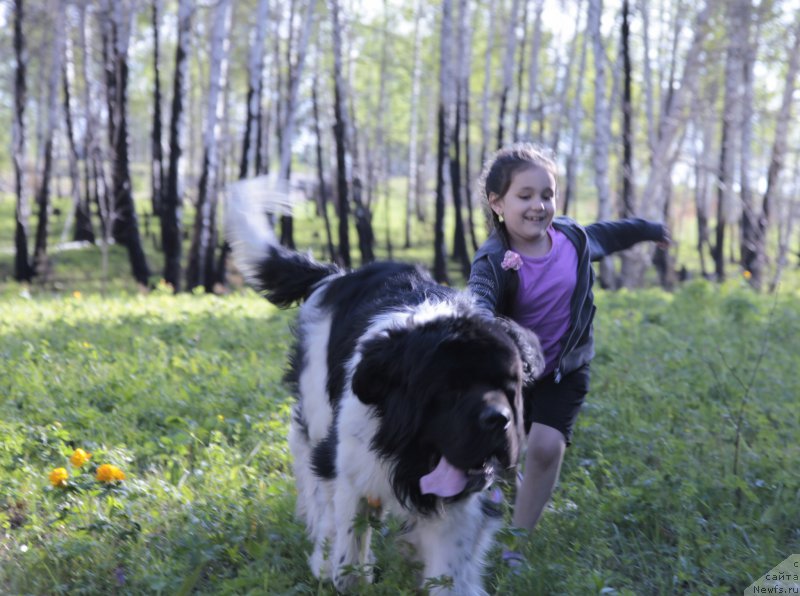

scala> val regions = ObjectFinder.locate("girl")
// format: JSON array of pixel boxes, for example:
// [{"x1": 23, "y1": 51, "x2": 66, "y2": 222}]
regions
[{"x1": 468, "y1": 143, "x2": 668, "y2": 562}]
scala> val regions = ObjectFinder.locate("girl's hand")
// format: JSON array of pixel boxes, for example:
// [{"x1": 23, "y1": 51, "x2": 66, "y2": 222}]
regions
[{"x1": 656, "y1": 225, "x2": 671, "y2": 250}]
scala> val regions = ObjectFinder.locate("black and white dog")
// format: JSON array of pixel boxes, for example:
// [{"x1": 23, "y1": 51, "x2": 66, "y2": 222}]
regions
[{"x1": 226, "y1": 187, "x2": 543, "y2": 594}]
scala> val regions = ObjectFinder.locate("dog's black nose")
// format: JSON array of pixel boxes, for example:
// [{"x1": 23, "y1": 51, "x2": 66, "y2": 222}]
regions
[{"x1": 479, "y1": 406, "x2": 511, "y2": 431}]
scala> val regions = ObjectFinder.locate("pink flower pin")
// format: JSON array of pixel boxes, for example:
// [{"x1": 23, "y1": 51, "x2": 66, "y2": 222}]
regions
[{"x1": 501, "y1": 250, "x2": 523, "y2": 271}]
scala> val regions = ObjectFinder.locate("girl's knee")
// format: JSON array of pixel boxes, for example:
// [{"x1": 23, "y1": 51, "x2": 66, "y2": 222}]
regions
[{"x1": 527, "y1": 426, "x2": 566, "y2": 467}]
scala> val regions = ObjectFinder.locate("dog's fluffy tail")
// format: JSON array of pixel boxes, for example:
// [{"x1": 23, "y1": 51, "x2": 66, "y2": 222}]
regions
[{"x1": 226, "y1": 176, "x2": 340, "y2": 308}]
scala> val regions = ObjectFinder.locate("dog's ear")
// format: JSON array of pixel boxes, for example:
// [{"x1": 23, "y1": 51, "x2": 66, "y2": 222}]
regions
[
  {"x1": 496, "y1": 317, "x2": 545, "y2": 383},
  {"x1": 351, "y1": 331, "x2": 407, "y2": 405}
]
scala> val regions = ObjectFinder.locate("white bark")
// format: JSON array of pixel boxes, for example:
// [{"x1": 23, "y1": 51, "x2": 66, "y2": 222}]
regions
[
  {"x1": 524, "y1": 0, "x2": 544, "y2": 141},
  {"x1": 478, "y1": 0, "x2": 497, "y2": 165},
  {"x1": 405, "y1": 0, "x2": 423, "y2": 247},
  {"x1": 640, "y1": 3, "x2": 715, "y2": 222},
  {"x1": 496, "y1": 0, "x2": 522, "y2": 148},
  {"x1": 563, "y1": 2, "x2": 588, "y2": 216},
  {"x1": 638, "y1": 0, "x2": 656, "y2": 158},
  {"x1": 278, "y1": 0, "x2": 317, "y2": 186},
  {"x1": 550, "y1": 0, "x2": 584, "y2": 155},
  {"x1": 243, "y1": 0, "x2": 271, "y2": 176}
]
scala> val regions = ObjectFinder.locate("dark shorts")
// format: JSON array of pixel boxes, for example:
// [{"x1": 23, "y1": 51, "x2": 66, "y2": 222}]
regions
[{"x1": 523, "y1": 363, "x2": 591, "y2": 445}]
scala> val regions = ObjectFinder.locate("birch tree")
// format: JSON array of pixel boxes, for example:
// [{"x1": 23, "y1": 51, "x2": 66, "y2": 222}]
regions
[
  {"x1": 239, "y1": 0, "x2": 270, "y2": 179},
  {"x1": 405, "y1": 0, "x2": 423, "y2": 248},
  {"x1": 13, "y1": 0, "x2": 33, "y2": 283},
  {"x1": 151, "y1": 0, "x2": 165, "y2": 218},
  {"x1": 745, "y1": 13, "x2": 800, "y2": 289},
  {"x1": 278, "y1": 0, "x2": 317, "y2": 250},
  {"x1": 479, "y1": 0, "x2": 498, "y2": 166},
  {"x1": 624, "y1": 2, "x2": 716, "y2": 287},
  {"x1": 549, "y1": 0, "x2": 584, "y2": 155},
  {"x1": 330, "y1": 0, "x2": 351, "y2": 267},
  {"x1": 434, "y1": 0, "x2": 454, "y2": 283},
  {"x1": 33, "y1": 0, "x2": 66, "y2": 277},
  {"x1": 496, "y1": 0, "x2": 521, "y2": 149},
  {"x1": 450, "y1": 0, "x2": 470, "y2": 276},
  {"x1": 588, "y1": 0, "x2": 614, "y2": 287},
  {"x1": 562, "y1": 2, "x2": 588, "y2": 218},
  {"x1": 62, "y1": 18, "x2": 94, "y2": 245},
  {"x1": 102, "y1": 0, "x2": 151, "y2": 287},
  {"x1": 186, "y1": 0, "x2": 233, "y2": 292},
  {"x1": 162, "y1": 0, "x2": 192, "y2": 290},
  {"x1": 524, "y1": 0, "x2": 544, "y2": 141},
  {"x1": 713, "y1": 0, "x2": 746, "y2": 282}
]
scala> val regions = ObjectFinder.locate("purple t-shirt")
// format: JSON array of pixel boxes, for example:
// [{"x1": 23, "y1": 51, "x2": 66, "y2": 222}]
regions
[{"x1": 510, "y1": 227, "x2": 578, "y2": 376}]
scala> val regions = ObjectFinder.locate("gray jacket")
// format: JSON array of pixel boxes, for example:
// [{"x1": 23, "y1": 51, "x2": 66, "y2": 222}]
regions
[{"x1": 468, "y1": 216, "x2": 666, "y2": 382}]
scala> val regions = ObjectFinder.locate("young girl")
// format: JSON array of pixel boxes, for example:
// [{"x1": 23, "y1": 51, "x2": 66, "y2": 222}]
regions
[{"x1": 468, "y1": 143, "x2": 668, "y2": 561}]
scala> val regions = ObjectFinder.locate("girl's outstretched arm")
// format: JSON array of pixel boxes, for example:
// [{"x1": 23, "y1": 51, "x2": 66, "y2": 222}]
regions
[{"x1": 584, "y1": 218, "x2": 669, "y2": 261}]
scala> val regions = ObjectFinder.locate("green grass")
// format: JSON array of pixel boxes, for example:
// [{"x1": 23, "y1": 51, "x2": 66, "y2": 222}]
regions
[
  {"x1": 1, "y1": 179, "x2": 799, "y2": 594},
  {"x1": 0, "y1": 279, "x2": 797, "y2": 594}
]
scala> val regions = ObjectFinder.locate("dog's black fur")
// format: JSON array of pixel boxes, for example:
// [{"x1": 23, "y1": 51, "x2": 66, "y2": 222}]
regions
[{"x1": 227, "y1": 198, "x2": 543, "y2": 593}]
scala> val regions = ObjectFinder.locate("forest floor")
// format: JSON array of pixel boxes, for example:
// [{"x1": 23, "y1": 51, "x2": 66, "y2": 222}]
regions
[{"x1": 1, "y1": 192, "x2": 799, "y2": 593}]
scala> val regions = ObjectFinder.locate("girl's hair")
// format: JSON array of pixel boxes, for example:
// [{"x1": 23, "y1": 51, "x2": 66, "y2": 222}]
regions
[{"x1": 477, "y1": 143, "x2": 559, "y2": 232}]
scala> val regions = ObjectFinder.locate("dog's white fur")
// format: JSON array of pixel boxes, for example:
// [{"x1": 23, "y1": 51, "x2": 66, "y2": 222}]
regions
[{"x1": 290, "y1": 289, "x2": 502, "y2": 594}]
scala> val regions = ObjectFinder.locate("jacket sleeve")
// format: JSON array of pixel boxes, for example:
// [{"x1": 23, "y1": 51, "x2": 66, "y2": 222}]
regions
[
  {"x1": 467, "y1": 255, "x2": 500, "y2": 316},
  {"x1": 584, "y1": 218, "x2": 667, "y2": 261}
]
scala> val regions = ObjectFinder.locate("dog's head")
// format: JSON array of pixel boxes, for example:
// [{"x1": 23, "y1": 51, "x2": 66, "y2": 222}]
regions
[{"x1": 351, "y1": 310, "x2": 543, "y2": 514}]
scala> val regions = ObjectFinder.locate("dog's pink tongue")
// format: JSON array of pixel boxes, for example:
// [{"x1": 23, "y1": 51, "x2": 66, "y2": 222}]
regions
[{"x1": 419, "y1": 456, "x2": 468, "y2": 497}]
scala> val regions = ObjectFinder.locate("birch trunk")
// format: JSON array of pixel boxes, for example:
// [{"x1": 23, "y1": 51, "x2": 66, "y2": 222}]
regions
[
  {"x1": 312, "y1": 47, "x2": 336, "y2": 262},
  {"x1": 524, "y1": 0, "x2": 544, "y2": 141},
  {"x1": 330, "y1": 0, "x2": 351, "y2": 267},
  {"x1": 512, "y1": 0, "x2": 529, "y2": 142},
  {"x1": 713, "y1": 1, "x2": 745, "y2": 283},
  {"x1": 748, "y1": 14, "x2": 800, "y2": 289},
  {"x1": 103, "y1": 0, "x2": 151, "y2": 287},
  {"x1": 550, "y1": 0, "x2": 584, "y2": 155},
  {"x1": 13, "y1": 0, "x2": 33, "y2": 282},
  {"x1": 62, "y1": 23, "x2": 94, "y2": 244},
  {"x1": 434, "y1": 0, "x2": 454, "y2": 284},
  {"x1": 278, "y1": 0, "x2": 317, "y2": 251},
  {"x1": 562, "y1": 3, "x2": 588, "y2": 218},
  {"x1": 151, "y1": 0, "x2": 165, "y2": 217},
  {"x1": 186, "y1": 0, "x2": 232, "y2": 292},
  {"x1": 620, "y1": 0, "x2": 636, "y2": 217},
  {"x1": 405, "y1": 0, "x2": 423, "y2": 248},
  {"x1": 739, "y1": 0, "x2": 759, "y2": 280},
  {"x1": 33, "y1": 0, "x2": 67, "y2": 278},
  {"x1": 623, "y1": 2, "x2": 716, "y2": 287},
  {"x1": 769, "y1": 157, "x2": 799, "y2": 292},
  {"x1": 450, "y1": 0, "x2": 470, "y2": 276},
  {"x1": 588, "y1": 0, "x2": 615, "y2": 288},
  {"x1": 479, "y1": 0, "x2": 498, "y2": 166},
  {"x1": 496, "y1": 0, "x2": 521, "y2": 149},
  {"x1": 637, "y1": 0, "x2": 656, "y2": 158},
  {"x1": 162, "y1": 0, "x2": 192, "y2": 290},
  {"x1": 239, "y1": 0, "x2": 270, "y2": 179}
]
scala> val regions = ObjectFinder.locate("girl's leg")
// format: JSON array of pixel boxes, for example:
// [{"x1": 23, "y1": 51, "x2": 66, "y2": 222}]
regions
[{"x1": 511, "y1": 422, "x2": 566, "y2": 532}]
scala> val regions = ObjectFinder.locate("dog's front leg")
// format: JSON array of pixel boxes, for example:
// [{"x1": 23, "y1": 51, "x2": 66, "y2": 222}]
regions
[
  {"x1": 409, "y1": 497, "x2": 499, "y2": 596},
  {"x1": 331, "y1": 488, "x2": 374, "y2": 592}
]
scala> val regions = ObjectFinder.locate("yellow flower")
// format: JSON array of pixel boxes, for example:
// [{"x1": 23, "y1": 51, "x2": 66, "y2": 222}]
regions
[
  {"x1": 743, "y1": 270, "x2": 752, "y2": 280},
  {"x1": 96, "y1": 464, "x2": 125, "y2": 483},
  {"x1": 217, "y1": 414, "x2": 225, "y2": 422},
  {"x1": 73, "y1": 291, "x2": 82, "y2": 299},
  {"x1": 49, "y1": 467, "x2": 69, "y2": 487},
  {"x1": 70, "y1": 448, "x2": 92, "y2": 467}
]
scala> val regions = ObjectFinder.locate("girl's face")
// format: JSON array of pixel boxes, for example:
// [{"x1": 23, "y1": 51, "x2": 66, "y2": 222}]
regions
[{"x1": 490, "y1": 164, "x2": 556, "y2": 256}]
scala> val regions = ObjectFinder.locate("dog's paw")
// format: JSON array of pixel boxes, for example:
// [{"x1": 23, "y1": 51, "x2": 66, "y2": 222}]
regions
[{"x1": 308, "y1": 544, "x2": 331, "y2": 581}]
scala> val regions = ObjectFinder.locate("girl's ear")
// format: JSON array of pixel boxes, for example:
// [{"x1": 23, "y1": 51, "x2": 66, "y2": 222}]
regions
[{"x1": 488, "y1": 193, "x2": 503, "y2": 216}]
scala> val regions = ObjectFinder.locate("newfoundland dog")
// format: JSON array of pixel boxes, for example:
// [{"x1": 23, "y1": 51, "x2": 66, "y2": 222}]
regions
[{"x1": 226, "y1": 185, "x2": 543, "y2": 594}]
